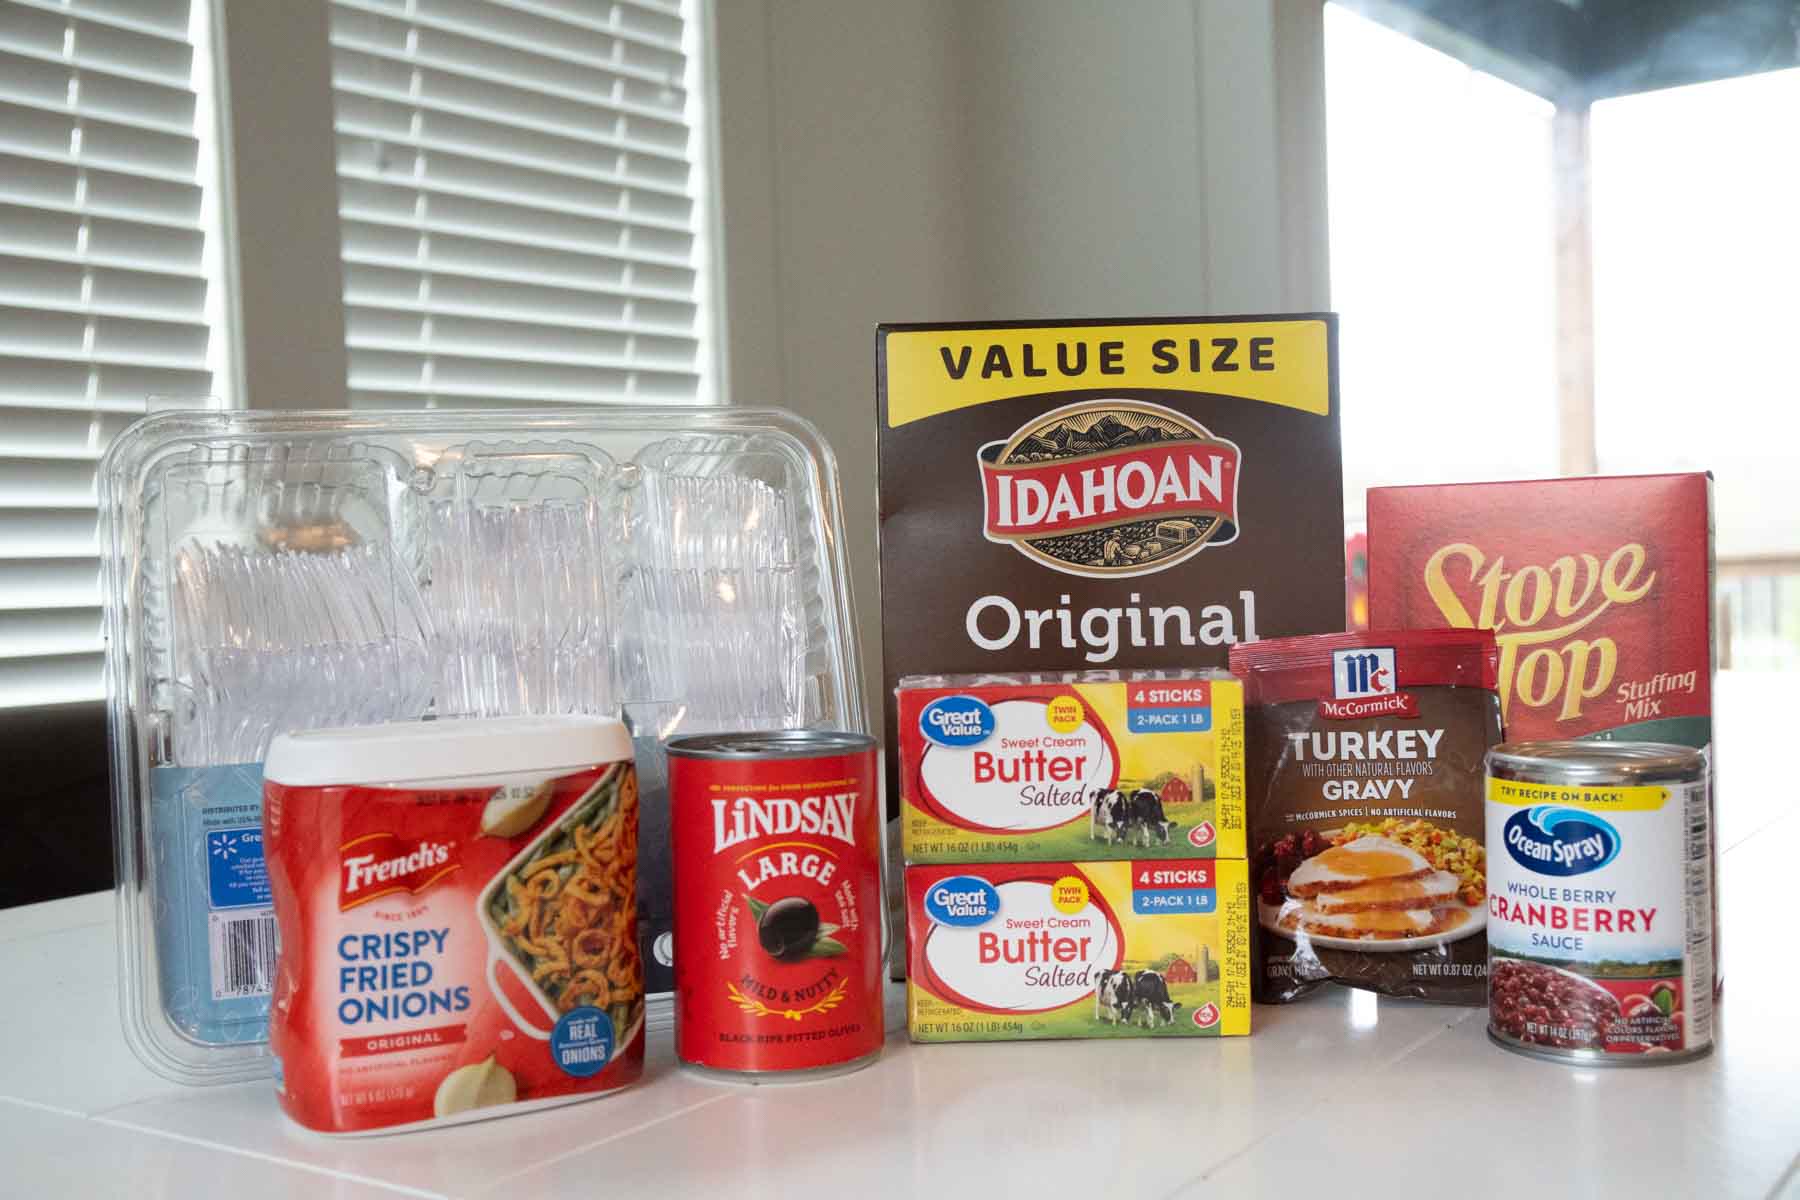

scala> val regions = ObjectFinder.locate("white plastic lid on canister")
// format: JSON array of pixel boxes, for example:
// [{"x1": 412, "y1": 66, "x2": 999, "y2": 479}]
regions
[{"x1": 264, "y1": 715, "x2": 632, "y2": 789}]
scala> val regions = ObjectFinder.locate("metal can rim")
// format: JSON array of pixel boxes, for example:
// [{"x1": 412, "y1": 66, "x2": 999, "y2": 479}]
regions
[
  {"x1": 1486, "y1": 739, "x2": 1706, "y2": 786},
  {"x1": 678, "y1": 1048, "x2": 882, "y2": 1084},
  {"x1": 1487, "y1": 1026, "x2": 1713, "y2": 1067},
  {"x1": 665, "y1": 729, "x2": 876, "y2": 760}
]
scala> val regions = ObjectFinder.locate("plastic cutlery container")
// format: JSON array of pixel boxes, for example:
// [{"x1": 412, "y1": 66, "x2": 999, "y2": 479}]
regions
[{"x1": 100, "y1": 406, "x2": 865, "y2": 1085}]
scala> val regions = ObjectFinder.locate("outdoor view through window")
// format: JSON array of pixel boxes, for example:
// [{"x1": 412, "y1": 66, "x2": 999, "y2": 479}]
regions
[{"x1": 1326, "y1": 2, "x2": 1799, "y2": 667}]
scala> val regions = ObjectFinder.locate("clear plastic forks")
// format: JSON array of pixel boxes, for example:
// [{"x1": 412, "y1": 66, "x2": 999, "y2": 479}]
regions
[
  {"x1": 634, "y1": 471, "x2": 802, "y2": 730},
  {"x1": 171, "y1": 541, "x2": 436, "y2": 765}
]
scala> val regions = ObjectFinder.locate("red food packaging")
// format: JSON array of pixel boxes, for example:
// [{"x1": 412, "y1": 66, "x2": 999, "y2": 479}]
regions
[
  {"x1": 263, "y1": 718, "x2": 644, "y2": 1135},
  {"x1": 668, "y1": 732, "x2": 885, "y2": 1078},
  {"x1": 1365, "y1": 473, "x2": 1719, "y2": 995}
]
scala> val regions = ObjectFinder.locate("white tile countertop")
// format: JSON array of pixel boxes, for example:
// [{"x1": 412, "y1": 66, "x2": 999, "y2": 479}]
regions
[{"x1": 4, "y1": 671, "x2": 1798, "y2": 1199}]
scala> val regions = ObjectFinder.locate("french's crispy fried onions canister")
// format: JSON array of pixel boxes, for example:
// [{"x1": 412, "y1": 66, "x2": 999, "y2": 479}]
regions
[{"x1": 263, "y1": 717, "x2": 643, "y2": 1135}]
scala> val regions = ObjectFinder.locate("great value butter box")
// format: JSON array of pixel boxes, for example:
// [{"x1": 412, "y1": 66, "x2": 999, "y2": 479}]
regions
[
  {"x1": 905, "y1": 859, "x2": 1252, "y2": 1042},
  {"x1": 897, "y1": 672, "x2": 1245, "y2": 863}
]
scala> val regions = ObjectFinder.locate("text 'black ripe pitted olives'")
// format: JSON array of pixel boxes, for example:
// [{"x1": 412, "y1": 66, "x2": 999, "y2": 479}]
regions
[{"x1": 757, "y1": 897, "x2": 821, "y2": 961}]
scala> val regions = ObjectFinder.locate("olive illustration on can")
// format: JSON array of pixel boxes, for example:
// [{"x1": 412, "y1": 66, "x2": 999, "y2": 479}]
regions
[
  {"x1": 757, "y1": 897, "x2": 819, "y2": 960},
  {"x1": 745, "y1": 894, "x2": 847, "y2": 962}
]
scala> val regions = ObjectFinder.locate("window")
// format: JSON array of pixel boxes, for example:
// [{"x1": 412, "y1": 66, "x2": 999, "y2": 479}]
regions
[
  {"x1": 1590, "y1": 70, "x2": 1800, "y2": 531},
  {"x1": 327, "y1": 0, "x2": 716, "y2": 410},
  {"x1": 1325, "y1": 5, "x2": 1559, "y2": 527},
  {"x1": 1590, "y1": 68, "x2": 1800, "y2": 670},
  {"x1": 0, "y1": 0, "x2": 227, "y2": 707},
  {"x1": 0, "y1": 0, "x2": 719, "y2": 713},
  {"x1": 1327, "y1": 3, "x2": 1800, "y2": 665}
]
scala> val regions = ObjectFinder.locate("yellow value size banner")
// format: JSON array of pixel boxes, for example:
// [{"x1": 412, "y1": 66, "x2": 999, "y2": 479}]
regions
[{"x1": 883, "y1": 319, "x2": 1332, "y2": 427}]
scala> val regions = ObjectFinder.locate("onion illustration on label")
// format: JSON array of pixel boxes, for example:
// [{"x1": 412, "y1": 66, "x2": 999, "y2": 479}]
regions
[
  {"x1": 478, "y1": 781, "x2": 555, "y2": 838},
  {"x1": 432, "y1": 1055, "x2": 517, "y2": 1117}
]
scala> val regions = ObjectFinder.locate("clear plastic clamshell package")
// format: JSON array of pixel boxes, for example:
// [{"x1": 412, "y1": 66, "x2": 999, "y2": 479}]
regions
[{"x1": 99, "y1": 406, "x2": 866, "y2": 1085}]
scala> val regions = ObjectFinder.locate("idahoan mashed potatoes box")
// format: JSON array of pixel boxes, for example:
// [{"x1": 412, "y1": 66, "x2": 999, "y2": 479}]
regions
[
  {"x1": 897, "y1": 672, "x2": 1245, "y2": 863},
  {"x1": 877, "y1": 315, "x2": 1342, "y2": 809},
  {"x1": 905, "y1": 860, "x2": 1251, "y2": 1041}
]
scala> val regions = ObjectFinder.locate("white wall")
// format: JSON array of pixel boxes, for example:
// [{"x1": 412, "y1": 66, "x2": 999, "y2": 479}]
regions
[
  {"x1": 711, "y1": 0, "x2": 1331, "y2": 726},
  {"x1": 215, "y1": 0, "x2": 348, "y2": 409}
]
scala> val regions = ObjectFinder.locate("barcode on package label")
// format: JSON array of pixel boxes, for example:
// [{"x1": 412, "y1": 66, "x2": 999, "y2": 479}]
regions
[{"x1": 209, "y1": 909, "x2": 278, "y2": 1001}]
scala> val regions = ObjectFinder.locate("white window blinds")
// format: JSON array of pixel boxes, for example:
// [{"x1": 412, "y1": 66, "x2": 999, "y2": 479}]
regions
[
  {"x1": 0, "y1": 0, "x2": 219, "y2": 707},
  {"x1": 328, "y1": 0, "x2": 711, "y2": 410}
]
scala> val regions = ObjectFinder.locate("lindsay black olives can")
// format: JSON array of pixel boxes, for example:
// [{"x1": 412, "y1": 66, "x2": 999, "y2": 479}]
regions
[{"x1": 667, "y1": 731, "x2": 884, "y2": 1079}]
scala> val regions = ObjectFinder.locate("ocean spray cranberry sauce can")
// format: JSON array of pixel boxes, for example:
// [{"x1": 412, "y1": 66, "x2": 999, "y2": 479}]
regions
[
  {"x1": 667, "y1": 730, "x2": 885, "y2": 1079},
  {"x1": 1486, "y1": 741, "x2": 1712, "y2": 1066}
]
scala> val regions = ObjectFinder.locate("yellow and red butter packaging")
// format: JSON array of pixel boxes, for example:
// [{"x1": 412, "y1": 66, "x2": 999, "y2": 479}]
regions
[
  {"x1": 896, "y1": 671, "x2": 1245, "y2": 864},
  {"x1": 905, "y1": 859, "x2": 1252, "y2": 1042}
]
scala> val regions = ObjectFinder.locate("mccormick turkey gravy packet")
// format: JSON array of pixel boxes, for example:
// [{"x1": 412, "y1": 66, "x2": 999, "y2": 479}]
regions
[{"x1": 1230, "y1": 630, "x2": 1501, "y2": 1005}]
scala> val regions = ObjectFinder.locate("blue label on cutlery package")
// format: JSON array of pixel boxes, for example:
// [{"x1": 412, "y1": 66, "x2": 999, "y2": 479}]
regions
[
  {"x1": 206, "y1": 826, "x2": 271, "y2": 910},
  {"x1": 150, "y1": 764, "x2": 274, "y2": 1045}
]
